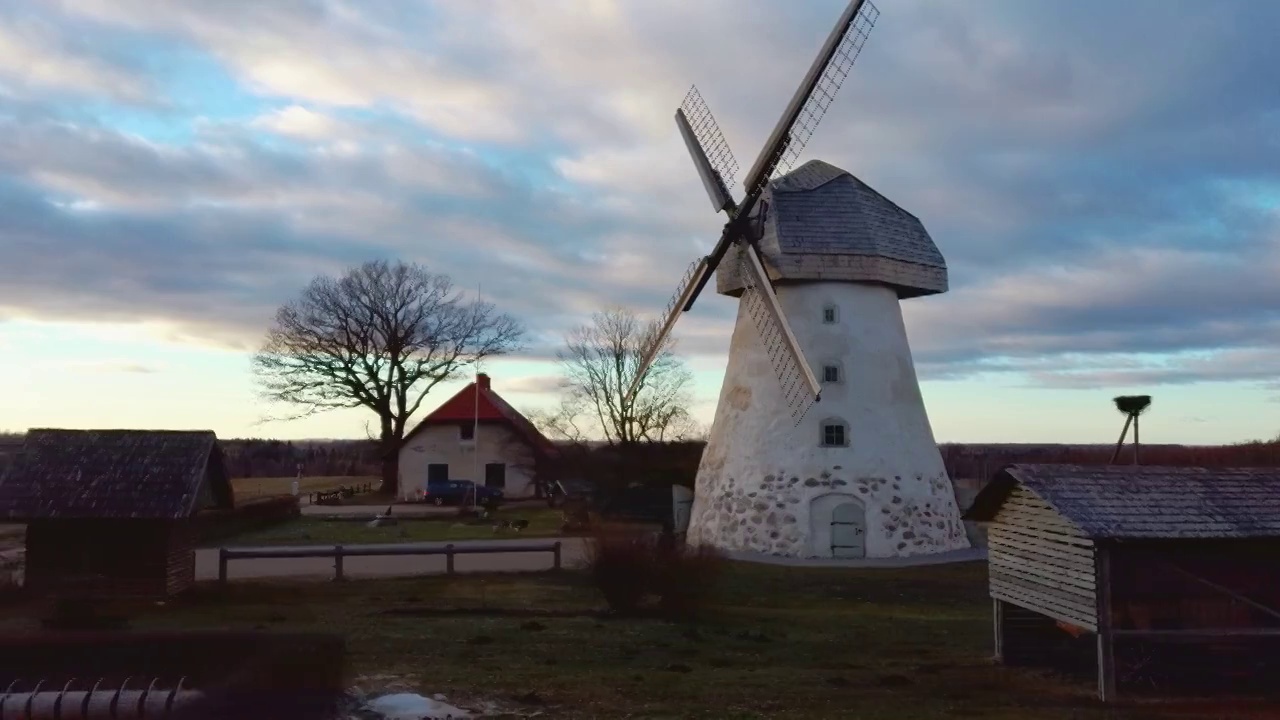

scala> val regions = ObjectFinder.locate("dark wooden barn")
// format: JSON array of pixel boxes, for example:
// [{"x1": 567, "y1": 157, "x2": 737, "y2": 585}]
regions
[
  {"x1": 964, "y1": 464, "x2": 1280, "y2": 701},
  {"x1": 0, "y1": 429, "x2": 234, "y2": 598}
]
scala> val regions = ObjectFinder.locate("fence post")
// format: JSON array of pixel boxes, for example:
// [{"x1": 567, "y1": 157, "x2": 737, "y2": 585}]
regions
[
  {"x1": 446, "y1": 544, "x2": 455, "y2": 574},
  {"x1": 553, "y1": 541, "x2": 562, "y2": 571},
  {"x1": 218, "y1": 548, "x2": 228, "y2": 584},
  {"x1": 334, "y1": 545, "x2": 344, "y2": 581}
]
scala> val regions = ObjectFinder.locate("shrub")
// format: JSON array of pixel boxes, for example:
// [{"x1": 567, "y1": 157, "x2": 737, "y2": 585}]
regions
[
  {"x1": 195, "y1": 494, "x2": 301, "y2": 543},
  {"x1": 585, "y1": 524, "x2": 658, "y2": 615},
  {"x1": 653, "y1": 541, "x2": 726, "y2": 621},
  {"x1": 585, "y1": 526, "x2": 725, "y2": 620}
]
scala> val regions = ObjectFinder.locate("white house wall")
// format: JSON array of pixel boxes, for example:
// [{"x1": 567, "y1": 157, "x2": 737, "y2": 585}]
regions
[
  {"x1": 398, "y1": 423, "x2": 538, "y2": 500},
  {"x1": 687, "y1": 281, "x2": 970, "y2": 560}
]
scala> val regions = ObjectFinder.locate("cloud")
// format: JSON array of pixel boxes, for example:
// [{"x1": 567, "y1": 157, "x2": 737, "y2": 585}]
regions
[
  {"x1": 0, "y1": 12, "x2": 152, "y2": 102},
  {"x1": 0, "y1": 0, "x2": 1277, "y2": 396},
  {"x1": 496, "y1": 375, "x2": 566, "y2": 395}
]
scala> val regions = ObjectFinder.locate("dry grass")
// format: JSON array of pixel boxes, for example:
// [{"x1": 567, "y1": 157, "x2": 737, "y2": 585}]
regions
[
  {"x1": 2, "y1": 562, "x2": 1271, "y2": 719},
  {"x1": 231, "y1": 476, "x2": 376, "y2": 502}
]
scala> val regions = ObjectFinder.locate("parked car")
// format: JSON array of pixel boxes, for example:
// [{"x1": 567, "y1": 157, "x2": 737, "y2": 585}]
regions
[{"x1": 419, "y1": 479, "x2": 503, "y2": 508}]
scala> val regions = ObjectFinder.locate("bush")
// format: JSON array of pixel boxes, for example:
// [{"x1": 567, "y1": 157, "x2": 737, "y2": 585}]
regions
[
  {"x1": 195, "y1": 495, "x2": 301, "y2": 543},
  {"x1": 653, "y1": 541, "x2": 726, "y2": 621},
  {"x1": 586, "y1": 525, "x2": 657, "y2": 615},
  {"x1": 585, "y1": 525, "x2": 725, "y2": 620}
]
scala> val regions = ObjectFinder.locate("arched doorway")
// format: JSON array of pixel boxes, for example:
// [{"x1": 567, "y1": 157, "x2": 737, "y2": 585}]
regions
[
  {"x1": 809, "y1": 494, "x2": 866, "y2": 559},
  {"x1": 830, "y1": 501, "x2": 866, "y2": 558}
]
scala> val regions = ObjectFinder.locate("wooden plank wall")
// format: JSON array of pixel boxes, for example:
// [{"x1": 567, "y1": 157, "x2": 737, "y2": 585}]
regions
[
  {"x1": 988, "y1": 486, "x2": 1099, "y2": 630},
  {"x1": 166, "y1": 522, "x2": 197, "y2": 596}
]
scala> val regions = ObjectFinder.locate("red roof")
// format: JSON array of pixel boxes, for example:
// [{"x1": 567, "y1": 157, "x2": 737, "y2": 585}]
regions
[{"x1": 404, "y1": 374, "x2": 559, "y2": 457}]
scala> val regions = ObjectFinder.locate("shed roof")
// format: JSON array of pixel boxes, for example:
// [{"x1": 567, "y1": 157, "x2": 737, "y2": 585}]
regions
[
  {"x1": 0, "y1": 429, "x2": 233, "y2": 521},
  {"x1": 964, "y1": 463, "x2": 1280, "y2": 539}
]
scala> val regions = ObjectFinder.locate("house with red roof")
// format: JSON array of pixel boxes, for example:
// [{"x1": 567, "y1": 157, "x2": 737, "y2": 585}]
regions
[{"x1": 398, "y1": 373, "x2": 559, "y2": 501}]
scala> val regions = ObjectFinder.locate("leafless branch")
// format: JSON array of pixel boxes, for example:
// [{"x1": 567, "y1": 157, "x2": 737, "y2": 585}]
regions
[{"x1": 251, "y1": 260, "x2": 525, "y2": 492}]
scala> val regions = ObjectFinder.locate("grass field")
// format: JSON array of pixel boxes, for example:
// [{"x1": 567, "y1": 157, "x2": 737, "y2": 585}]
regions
[
  {"x1": 231, "y1": 475, "x2": 377, "y2": 502},
  {"x1": 202, "y1": 508, "x2": 571, "y2": 547},
  {"x1": 3, "y1": 562, "x2": 1269, "y2": 719}
]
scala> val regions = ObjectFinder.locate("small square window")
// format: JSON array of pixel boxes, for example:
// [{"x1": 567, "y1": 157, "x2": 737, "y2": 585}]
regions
[
  {"x1": 823, "y1": 365, "x2": 840, "y2": 383},
  {"x1": 822, "y1": 423, "x2": 847, "y2": 447},
  {"x1": 822, "y1": 306, "x2": 837, "y2": 324},
  {"x1": 459, "y1": 424, "x2": 475, "y2": 441}
]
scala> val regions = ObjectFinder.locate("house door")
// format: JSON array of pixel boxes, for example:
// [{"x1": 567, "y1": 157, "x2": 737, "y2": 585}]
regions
[
  {"x1": 485, "y1": 463, "x2": 506, "y2": 489},
  {"x1": 427, "y1": 464, "x2": 449, "y2": 483},
  {"x1": 830, "y1": 502, "x2": 866, "y2": 558}
]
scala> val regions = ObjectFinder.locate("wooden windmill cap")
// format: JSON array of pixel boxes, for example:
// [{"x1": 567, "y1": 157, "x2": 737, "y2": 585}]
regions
[{"x1": 715, "y1": 159, "x2": 948, "y2": 300}]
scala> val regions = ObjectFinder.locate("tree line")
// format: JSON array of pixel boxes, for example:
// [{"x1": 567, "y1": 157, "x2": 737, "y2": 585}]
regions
[{"x1": 243, "y1": 259, "x2": 1280, "y2": 494}]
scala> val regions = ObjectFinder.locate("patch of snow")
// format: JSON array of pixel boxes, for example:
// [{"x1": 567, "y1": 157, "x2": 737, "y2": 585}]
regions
[{"x1": 362, "y1": 692, "x2": 470, "y2": 719}]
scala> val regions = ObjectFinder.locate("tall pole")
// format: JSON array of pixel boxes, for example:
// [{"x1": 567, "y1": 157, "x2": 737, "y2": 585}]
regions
[{"x1": 472, "y1": 282, "x2": 482, "y2": 512}]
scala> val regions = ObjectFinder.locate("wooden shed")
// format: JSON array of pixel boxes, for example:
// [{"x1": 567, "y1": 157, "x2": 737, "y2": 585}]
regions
[
  {"x1": 0, "y1": 428, "x2": 234, "y2": 598},
  {"x1": 964, "y1": 464, "x2": 1280, "y2": 701}
]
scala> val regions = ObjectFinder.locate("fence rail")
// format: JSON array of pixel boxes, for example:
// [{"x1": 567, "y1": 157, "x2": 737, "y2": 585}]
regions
[
  {"x1": 306, "y1": 482, "x2": 374, "y2": 506},
  {"x1": 217, "y1": 541, "x2": 563, "y2": 582}
]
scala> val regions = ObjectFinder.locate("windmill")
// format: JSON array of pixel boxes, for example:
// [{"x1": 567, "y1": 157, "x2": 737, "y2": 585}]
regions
[{"x1": 631, "y1": 0, "x2": 970, "y2": 560}]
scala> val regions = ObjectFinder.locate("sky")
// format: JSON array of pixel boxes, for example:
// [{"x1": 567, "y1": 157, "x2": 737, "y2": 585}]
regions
[{"x1": 1, "y1": 0, "x2": 1278, "y2": 445}]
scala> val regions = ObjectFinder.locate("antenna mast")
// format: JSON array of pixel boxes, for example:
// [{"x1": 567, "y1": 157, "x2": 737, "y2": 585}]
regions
[{"x1": 472, "y1": 282, "x2": 482, "y2": 512}]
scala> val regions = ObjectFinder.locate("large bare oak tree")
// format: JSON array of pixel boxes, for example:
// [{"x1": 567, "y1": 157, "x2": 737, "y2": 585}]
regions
[
  {"x1": 545, "y1": 307, "x2": 697, "y2": 446},
  {"x1": 252, "y1": 260, "x2": 523, "y2": 495}
]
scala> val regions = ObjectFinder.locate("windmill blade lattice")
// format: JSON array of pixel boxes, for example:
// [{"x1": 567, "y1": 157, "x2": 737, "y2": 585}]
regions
[
  {"x1": 775, "y1": 0, "x2": 880, "y2": 175},
  {"x1": 680, "y1": 86, "x2": 740, "y2": 193},
  {"x1": 737, "y1": 249, "x2": 818, "y2": 425},
  {"x1": 628, "y1": 258, "x2": 708, "y2": 400}
]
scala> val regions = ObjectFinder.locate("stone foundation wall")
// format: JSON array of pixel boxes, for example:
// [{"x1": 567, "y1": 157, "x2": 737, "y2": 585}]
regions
[{"x1": 688, "y1": 464, "x2": 968, "y2": 558}]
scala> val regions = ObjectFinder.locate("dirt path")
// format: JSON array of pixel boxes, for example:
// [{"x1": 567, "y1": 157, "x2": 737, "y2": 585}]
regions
[{"x1": 195, "y1": 537, "x2": 589, "y2": 582}]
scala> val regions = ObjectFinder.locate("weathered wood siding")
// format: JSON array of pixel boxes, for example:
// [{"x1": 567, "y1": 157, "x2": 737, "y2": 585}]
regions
[
  {"x1": 25, "y1": 519, "x2": 196, "y2": 598},
  {"x1": 987, "y1": 486, "x2": 1098, "y2": 630}
]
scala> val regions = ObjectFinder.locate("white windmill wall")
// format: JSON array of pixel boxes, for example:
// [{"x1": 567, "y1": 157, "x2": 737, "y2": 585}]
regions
[{"x1": 687, "y1": 281, "x2": 970, "y2": 560}]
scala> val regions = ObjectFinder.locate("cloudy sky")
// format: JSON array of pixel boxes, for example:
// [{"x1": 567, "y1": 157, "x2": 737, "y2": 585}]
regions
[{"x1": 1, "y1": 0, "x2": 1278, "y2": 444}]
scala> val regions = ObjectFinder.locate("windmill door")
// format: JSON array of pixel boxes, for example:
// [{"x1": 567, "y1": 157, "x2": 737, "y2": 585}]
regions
[{"x1": 830, "y1": 502, "x2": 866, "y2": 558}]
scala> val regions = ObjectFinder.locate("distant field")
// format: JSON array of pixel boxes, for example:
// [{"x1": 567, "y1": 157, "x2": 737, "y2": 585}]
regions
[{"x1": 231, "y1": 475, "x2": 378, "y2": 502}]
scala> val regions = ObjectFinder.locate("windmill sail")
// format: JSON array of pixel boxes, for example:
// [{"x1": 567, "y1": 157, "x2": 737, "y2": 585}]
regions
[
  {"x1": 627, "y1": 0, "x2": 880, "y2": 405},
  {"x1": 675, "y1": 86, "x2": 739, "y2": 213},
  {"x1": 737, "y1": 245, "x2": 822, "y2": 423}
]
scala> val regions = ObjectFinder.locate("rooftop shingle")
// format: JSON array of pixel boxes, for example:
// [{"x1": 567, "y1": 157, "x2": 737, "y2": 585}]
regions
[
  {"x1": 964, "y1": 463, "x2": 1280, "y2": 539},
  {"x1": 0, "y1": 429, "x2": 233, "y2": 520},
  {"x1": 715, "y1": 159, "x2": 948, "y2": 298}
]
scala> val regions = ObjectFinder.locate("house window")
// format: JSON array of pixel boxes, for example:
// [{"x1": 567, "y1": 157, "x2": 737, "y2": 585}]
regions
[
  {"x1": 820, "y1": 419, "x2": 849, "y2": 447},
  {"x1": 822, "y1": 364, "x2": 841, "y2": 383},
  {"x1": 459, "y1": 424, "x2": 475, "y2": 442},
  {"x1": 822, "y1": 305, "x2": 838, "y2": 324}
]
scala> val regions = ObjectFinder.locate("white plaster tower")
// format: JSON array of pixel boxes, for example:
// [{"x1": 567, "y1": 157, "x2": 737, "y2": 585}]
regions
[{"x1": 629, "y1": 0, "x2": 968, "y2": 560}]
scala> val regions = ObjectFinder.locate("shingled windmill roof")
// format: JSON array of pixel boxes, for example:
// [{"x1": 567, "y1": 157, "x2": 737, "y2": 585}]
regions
[
  {"x1": 716, "y1": 159, "x2": 947, "y2": 299},
  {"x1": 0, "y1": 429, "x2": 234, "y2": 521},
  {"x1": 964, "y1": 463, "x2": 1280, "y2": 539}
]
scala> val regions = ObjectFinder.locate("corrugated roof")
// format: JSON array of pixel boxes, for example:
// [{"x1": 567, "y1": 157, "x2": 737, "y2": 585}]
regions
[
  {"x1": 964, "y1": 463, "x2": 1280, "y2": 539},
  {"x1": 0, "y1": 429, "x2": 233, "y2": 520}
]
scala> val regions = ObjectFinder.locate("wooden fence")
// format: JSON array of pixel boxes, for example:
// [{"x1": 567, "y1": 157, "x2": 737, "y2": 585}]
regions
[
  {"x1": 305, "y1": 482, "x2": 375, "y2": 506},
  {"x1": 217, "y1": 541, "x2": 564, "y2": 582}
]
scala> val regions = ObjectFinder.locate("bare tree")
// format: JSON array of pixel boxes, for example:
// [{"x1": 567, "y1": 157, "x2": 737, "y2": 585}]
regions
[
  {"x1": 525, "y1": 395, "x2": 591, "y2": 444},
  {"x1": 252, "y1": 260, "x2": 524, "y2": 495},
  {"x1": 557, "y1": 307, "x2": 694, "y2": 446}
]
